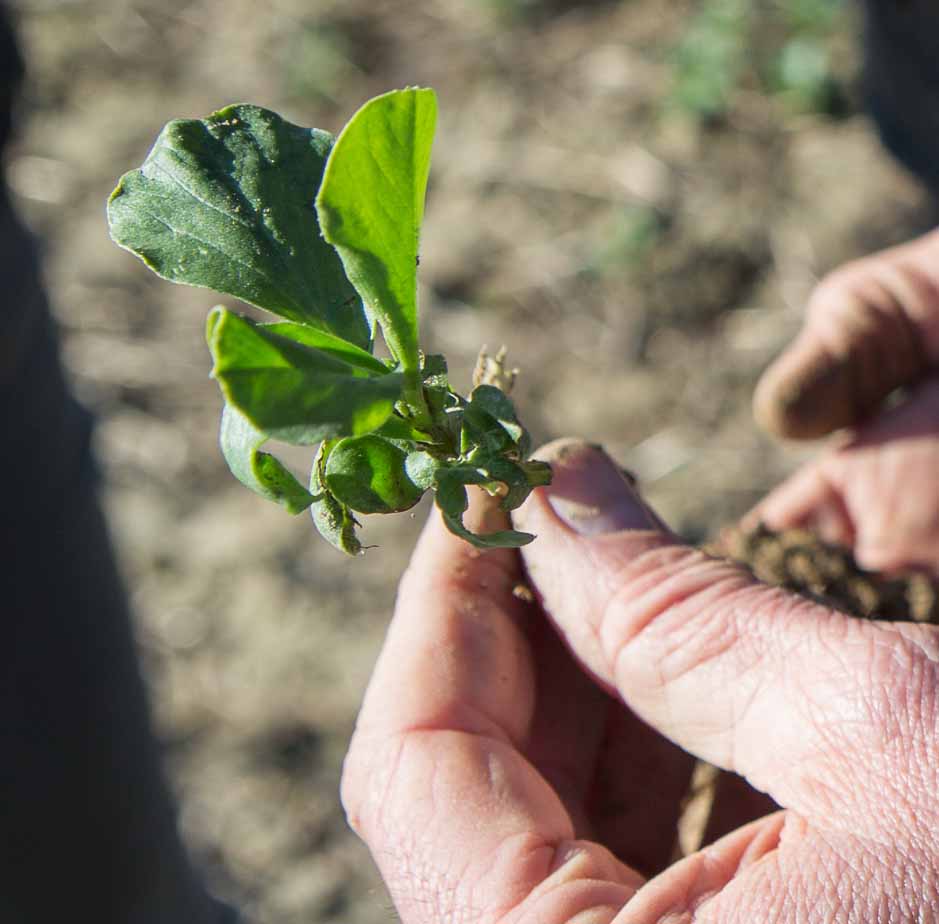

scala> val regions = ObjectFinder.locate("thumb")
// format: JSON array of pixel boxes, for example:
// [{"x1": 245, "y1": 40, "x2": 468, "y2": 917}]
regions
[
  {"x1": 753, "y1": 229, "x2": 939, "y2": 439},
  {"x1": 515, "y1": 439, "x2": 913, "y2": 820}
]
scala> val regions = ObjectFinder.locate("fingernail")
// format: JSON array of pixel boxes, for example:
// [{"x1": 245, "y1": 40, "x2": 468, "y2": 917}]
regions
[{"x1": 538, "y1": 439, "x2": 662, "y2": 536}]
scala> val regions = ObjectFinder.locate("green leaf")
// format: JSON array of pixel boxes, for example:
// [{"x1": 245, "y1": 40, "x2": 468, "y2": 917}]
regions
[
  {"x1": 310, "y1": 441, "x2": 362, "y2": 555},
  {"x1": 316, "y1": 88, "x2": 437, "y2": 372},
  {"x1": 365, "y1": 413, "x2": 426, "y2": 444},
  {"x1": 405, "y1": 450, "x2": 439, "y2": 491},
  {"x1": 207, "y1": 306, "x2": 402, "y2": 444},
  {"x1": 420, "y1": 353, "x2": 449, "y2": 389},
  {"x1": 219, "y1": 403, "x2": 313, "y2": 514},
  {"x1": 463, "y1": 385, "x2": 531, "y2": 458},
  {"x1": 262, "y1": 321, "x2": 391, "y2": 375},
  {"x1": 473, "y1": 455, "x2": 536, "y2": 512},
  {"x1": 108, "y1": 104, "x2": 372, "y2": 348},
  {"x1": 325, "y1": 435, "x2": 425, "y2": 514},
  {"x1": 434, "y1": 466, "x2": 535, "y2": 549}
]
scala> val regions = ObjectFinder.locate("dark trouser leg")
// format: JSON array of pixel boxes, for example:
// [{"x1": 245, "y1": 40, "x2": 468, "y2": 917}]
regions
[
  {"x1": 0, "y1": 188, "x2": 235, "y2": 923},
  {"x1": 861, "y1": 0, "x2": 939, "y2": 198}
]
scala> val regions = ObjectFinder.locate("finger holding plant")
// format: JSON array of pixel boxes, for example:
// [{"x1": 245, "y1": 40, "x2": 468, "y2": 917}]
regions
[{"x1": 108, "y1": 88, "x2": 550, "y2": 554}]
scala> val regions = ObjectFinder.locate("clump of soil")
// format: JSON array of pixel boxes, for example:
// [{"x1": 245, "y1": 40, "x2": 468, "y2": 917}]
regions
[{"x1": 714, "y1": 524, "x2": 939, "y2": 623}]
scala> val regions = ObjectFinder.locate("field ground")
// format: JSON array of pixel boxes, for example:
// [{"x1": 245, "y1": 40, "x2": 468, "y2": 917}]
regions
[{"x1": 7, "y1": 0, "x2": 934, "y2": 920}]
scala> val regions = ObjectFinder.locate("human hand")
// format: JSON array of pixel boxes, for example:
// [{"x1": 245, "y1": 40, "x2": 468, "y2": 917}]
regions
[
  {"x1": 753, "y1": 228, "x2": 939, "y2": 440},
  {"x1": 748, "y1": 376, "x2": 939, "y2": 574},
  {"x1": 342, "y1": 440, "x2": 939, "y2": 922},
  {"x1": 751, "y1": 228, "x2": 939, "y2": 574}
]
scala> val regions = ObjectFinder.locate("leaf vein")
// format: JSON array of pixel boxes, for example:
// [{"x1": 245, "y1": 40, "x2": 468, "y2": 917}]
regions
[
  {"x1": 146, "y1": 213, "x2": 310, "y2": 320},
  {"x1": 151, "y1": 152, "x2": 315, "y2": 319},
  {"x1": 152, "y1": 149, "x2": 257, "y2": 231}
]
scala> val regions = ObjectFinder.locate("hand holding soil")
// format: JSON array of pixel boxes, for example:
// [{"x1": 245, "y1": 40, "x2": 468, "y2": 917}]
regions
[
  {"x1": 342, "y1": 440, "x2": 939, "y2": 923},
  {"x1": 752, "y1": 228, "x2": 939, "y2": 575},
  {"x1": 750, "y1": 376, "x2": 939, "y2": 575}
]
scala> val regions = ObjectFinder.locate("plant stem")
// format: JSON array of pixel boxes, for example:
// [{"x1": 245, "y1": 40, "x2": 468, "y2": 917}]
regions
[{"x1": 402, "y1": 368, "x2": 433, "y2": 431}]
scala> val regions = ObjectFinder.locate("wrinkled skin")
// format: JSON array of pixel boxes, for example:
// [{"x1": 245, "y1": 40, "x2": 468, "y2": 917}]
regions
[
  {"x1": 342, "y1": 443, "x2": 939, "y2": 922},
  {"x1": 341, "y1": 231, "x2": 939, "y2": 922}
]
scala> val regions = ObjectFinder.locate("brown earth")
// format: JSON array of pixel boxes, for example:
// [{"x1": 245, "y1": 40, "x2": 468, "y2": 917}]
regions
[
  {"x1": 717, "y1": 524, "x2": 939, "y2": 623},
  {"x1": 7, "y1": 0, "x2": 937, "y2": 920}
]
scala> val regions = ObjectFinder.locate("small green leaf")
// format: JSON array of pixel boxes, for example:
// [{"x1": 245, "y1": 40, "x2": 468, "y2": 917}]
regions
[
  {"x1": 463, "y1": 385, "x2": 531, "y2": 457},
  {"x1": 473, "y1": 455, "x2": 536, "y2": 512},
  {"x1": 405, "y1": 450, "x2": 439, "y2": 491},
  {"x1": 316, "y1": 88, "x2": 437, "y2": 372},
  {"x1": 219, "y1": 403, "x2": 313, "y2": 514},
  {"x1": 108, "y1": 104, "x2": 372, "y2": 348},
  {"x1": 434, "y1": 466, "x2": 535, "y2": 548},
  {"x1": 415, "y1": 353, "x2": 463, "y2": 448},
  {"x1": 325, "y1": 435, "x2": 425, "y2": 514},
  {"x1": 420, "y1": 354, "x2": 449, "y2": 389},
  {"x1": 310, "y1": 441, "x2": 362, "y2": 555},
  {"x1": 208, "y1": 307, "x2": 402, "y2": 444}
]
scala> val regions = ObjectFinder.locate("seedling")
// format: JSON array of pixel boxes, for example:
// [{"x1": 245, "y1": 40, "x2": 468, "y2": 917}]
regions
[{"x1": 108, "y1": 88, "x2": 551, "y2": 554}]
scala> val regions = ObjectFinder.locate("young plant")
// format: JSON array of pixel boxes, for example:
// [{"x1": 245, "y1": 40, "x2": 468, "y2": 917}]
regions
[{"x1": 107, "y1": 88, "x2": 551, "y2": 554}]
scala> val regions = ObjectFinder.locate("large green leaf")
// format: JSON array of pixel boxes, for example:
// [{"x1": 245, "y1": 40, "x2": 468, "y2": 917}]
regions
[
  {"x1": 316, "y1": 88, "x2": 437, "y2": 372},
  {"x1": 207, "y1": 307, "x2": 402, "y2": 444},
  {"x1": 219, "y1": 403, "x2": 313, "y2": 514},
  {"x1": 108, "y1": 104, "x2": 372, "y2": 348}
]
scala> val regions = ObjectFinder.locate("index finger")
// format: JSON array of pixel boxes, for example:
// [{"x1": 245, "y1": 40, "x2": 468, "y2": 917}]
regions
[
  {"x1": 341, "y1": 492, "x2": 642, "y2": 923},
  {"x1": 513, "y1": 439, "x2": 935, "y2": 835},
  {"x1": 355, "y1": 490, "x2": 536, "y2": 747}
]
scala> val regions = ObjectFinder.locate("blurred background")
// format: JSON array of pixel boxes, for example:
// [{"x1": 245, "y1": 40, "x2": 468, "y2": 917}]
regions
[{"x1": 4, "y1": 0, "x2": 934, "y2": 920}]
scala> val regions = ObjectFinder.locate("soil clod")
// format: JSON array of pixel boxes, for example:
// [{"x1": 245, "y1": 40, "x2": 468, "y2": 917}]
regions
[{"x1": 713, "y1": 523, "x2": 939, "y2": 623}]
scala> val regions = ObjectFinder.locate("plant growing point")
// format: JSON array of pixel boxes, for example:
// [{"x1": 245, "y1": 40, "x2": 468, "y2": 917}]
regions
[{"x1": 108, "y1": 88, "x2": 551, "y2": 554}]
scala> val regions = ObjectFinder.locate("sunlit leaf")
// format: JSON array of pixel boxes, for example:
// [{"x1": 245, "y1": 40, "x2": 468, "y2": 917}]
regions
[
  {"x1": 434, "y1": 465, "x2": 535, "y2": 548},
  {"x1": 219, "y1": 403, "x2": 313, "y2": 514},
  {"x1": 109, "y1": 104, "x2": 372, "y2": 347},
  {"x1": 316, "y1": 88, "x2": 437, "y2": 371},
  {"x1": 207, "y1": 307, "x2": 401, "y2": 444},
  {"x1": 325, "y1": 435, "x2": 424, "y2": 514}
]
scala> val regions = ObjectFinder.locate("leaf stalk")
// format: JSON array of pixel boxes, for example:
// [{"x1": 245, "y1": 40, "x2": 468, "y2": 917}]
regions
[{"x1": 401, "y1": 368, "x2": 434, "y2": 432}]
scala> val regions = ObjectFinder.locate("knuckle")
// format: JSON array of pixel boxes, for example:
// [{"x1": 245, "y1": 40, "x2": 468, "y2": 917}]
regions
[
  {"x1": 807, "y1": 255, "x2": 927, "y2": 352},
  {"x1": 339, "y1": 729, "x2": 400, "y2": 841},
  {"x1": 599, "y1": 546, "x2": 757, "y2": 692},
  {"x1": 806, "y1": 264, "x2": 864, "y2": 322}
]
